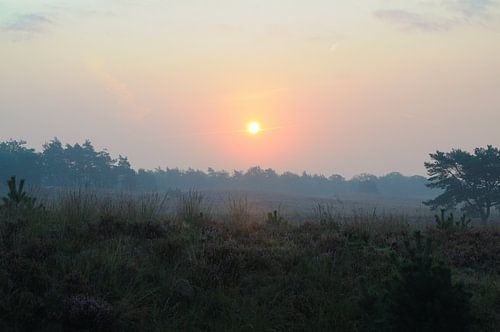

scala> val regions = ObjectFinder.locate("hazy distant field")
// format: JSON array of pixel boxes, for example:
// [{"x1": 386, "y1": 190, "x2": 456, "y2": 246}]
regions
[
  {"x1": 199, "y1": 190, "x2": 434, "y2": 222},
  {"x1": 24, "y1": 186, "x2": 435, "y2": 222}
]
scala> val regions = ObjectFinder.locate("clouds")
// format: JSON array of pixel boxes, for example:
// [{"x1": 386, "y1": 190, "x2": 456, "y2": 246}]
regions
[
  {"x1": 2, "y1": 14, "x2": 53, "y2": 34},
  {"x1": 1, "y1": 14, "x2": 54, "y2": 41},
  {"x1": 374, "y1": 0, "x2": 498, "y2": 32},
  {"x1": 447, "y1": 0, "x2": 494, "y2": 17},
  {"x1": 373, "y1": 10, "x2": 453, "y2": 31},
  {"x1": 0, "y1": 2, "x2": 114, "y2": 41}
]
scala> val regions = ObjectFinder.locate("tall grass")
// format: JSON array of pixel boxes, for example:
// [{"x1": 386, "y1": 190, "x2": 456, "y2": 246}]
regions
[
  {"x1": 176, "y1": 189, "x2": 211, "y2": 225},
  {"x1": 57, "y1": 189, "x2": 100, "y2": 223},
  {"x1": 52, "y1": 189, "x2": 170, "y2": 224},
  {"x1": 225, "y1": 194, "x2": 250, "y2": 224}
]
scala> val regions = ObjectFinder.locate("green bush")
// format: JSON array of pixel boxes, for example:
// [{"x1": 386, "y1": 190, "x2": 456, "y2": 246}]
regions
[{"x1": 362, "y1": 231, "x2": 473, "y2": 331}]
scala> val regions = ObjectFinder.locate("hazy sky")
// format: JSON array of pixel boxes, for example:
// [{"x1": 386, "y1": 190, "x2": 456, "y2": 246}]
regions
[{"x1": 1, "y1": 0, "x2": 499, "y2": 177}]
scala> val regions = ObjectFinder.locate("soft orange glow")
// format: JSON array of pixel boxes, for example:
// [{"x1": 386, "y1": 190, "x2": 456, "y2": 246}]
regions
[{"x1": 247, "y1": 121, "x2": 261, "y2": 135}]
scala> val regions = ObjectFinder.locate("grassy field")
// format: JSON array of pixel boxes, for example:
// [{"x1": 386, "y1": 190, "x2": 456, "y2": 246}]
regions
[{"x1": 0, "y1": 189, "x2": 499, "y2": 331}]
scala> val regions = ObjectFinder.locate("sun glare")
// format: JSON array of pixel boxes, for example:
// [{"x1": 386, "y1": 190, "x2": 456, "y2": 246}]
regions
[{"x1": 247, "y1": 121, "x2": 261, "y2": 135}]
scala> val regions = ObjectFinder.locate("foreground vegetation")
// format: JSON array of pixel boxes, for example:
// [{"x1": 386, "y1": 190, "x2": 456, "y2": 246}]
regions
[{"x1": 0, "y1": 185, "x2": 498, "y2": 331}]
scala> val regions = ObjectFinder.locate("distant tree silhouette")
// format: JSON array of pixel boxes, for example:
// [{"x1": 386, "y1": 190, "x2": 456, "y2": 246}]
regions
[
  {"x1": 0, "y1": 140, "x2": 41, "y2": 185},
  {"x1": 352, "y1": 173, "x2": 379, "y2": 194},
  {"x1": 116, "y1": 155, "x2": 136, "y2": 190},
  {"x1": 0, "y1": 138, "x2": 436, "y2": 199},
  {"x1": 425, "y1": 146, "x2": 500, "y2": 222},
  {"x1": 42, "y1": 138, "x2": 69, "y2": 186}
]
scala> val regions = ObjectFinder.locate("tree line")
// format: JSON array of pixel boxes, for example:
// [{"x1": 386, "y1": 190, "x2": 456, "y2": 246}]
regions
[{"x1": 0, "y1": 138, "x2": 434, "y2": 198}]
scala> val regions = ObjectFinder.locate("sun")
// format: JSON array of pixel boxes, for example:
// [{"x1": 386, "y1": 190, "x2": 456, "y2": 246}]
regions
[{"x1": 247, "y1": 121, "x2": 261, "y2": 135}]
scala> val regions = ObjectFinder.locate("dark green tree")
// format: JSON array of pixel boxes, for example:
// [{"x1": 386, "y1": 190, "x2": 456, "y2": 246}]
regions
[
  {"x1": 0, "y1": 140, "x2": 41, "y2": 184},
  {"x1": 424, "y1": 146, "x2": 500, "y2": 222},
  {"x1": 388, "y1": 232, "x2": 472, "y2": 331},
  {"x1": 0, "y1": 176, "x2": 41, "y2": 214},
  {"x1": 115, "y1": 155, "x2": 136, "y2": 190},
  {"x1": 63, "y1": 140, "x2": 116, "y2": 188},
  {"x1": 41, "y1": 138, "x2": 70, "y2": 186},
  {"x1": 360, "y1": 232, "x2": 472, "y2": 332}
]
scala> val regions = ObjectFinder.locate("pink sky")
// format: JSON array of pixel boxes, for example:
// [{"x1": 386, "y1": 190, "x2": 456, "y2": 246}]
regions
[{"x1": 1, "y1": 0, "x2": 500, "y2": 177}]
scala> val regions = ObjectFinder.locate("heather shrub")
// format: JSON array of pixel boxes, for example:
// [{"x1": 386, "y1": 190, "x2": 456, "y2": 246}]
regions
[
  {"x1": 62, "y1": 294, "x2": 115, "y2": 331},
  {"x1": 431, "y1": 227, "x2": 500, "y2": 273}
]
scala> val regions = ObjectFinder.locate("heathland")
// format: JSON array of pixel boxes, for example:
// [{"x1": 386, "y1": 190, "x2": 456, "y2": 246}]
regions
[{"x1": 0, "y1": 185, "x2": 498, "y2": 331}]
